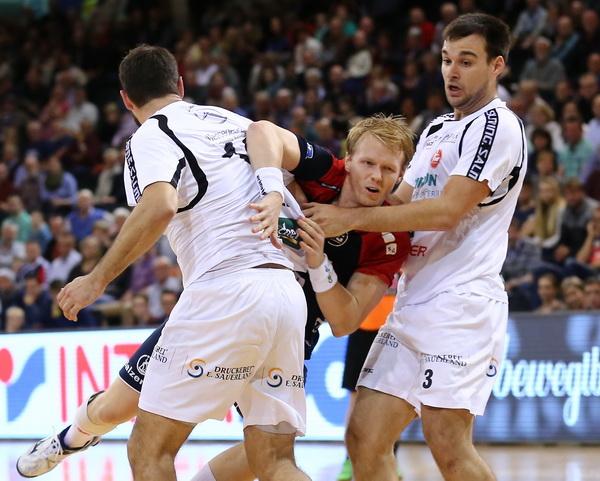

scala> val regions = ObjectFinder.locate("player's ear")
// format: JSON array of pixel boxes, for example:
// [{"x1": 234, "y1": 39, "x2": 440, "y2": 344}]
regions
[
  {"x1": 177, "y1": 76, "x2": 184, "y2": 98},
  {"x1": 344, "y1": 155, "x2": 352, "y2": 173},
  {"x1": 120, "y1": 90, "x2": 135, "y2": 112},
  {"x1": 492, "y1": 55, "x2": 505, "y2": 77}
]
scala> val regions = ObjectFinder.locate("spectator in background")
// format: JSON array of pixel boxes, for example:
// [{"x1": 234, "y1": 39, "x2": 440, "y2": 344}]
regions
[
  {"x1": 41, "y1": 156, "x2": 78, "y2": 215},
  {"x1": 583, "y1": 277, "x2": 600, "y2": 310},
  {"x1": 535, "y1": 272, "x2": 565, "y2": 313},
  {"x1": 2, "y1": 195, "x2": 32, "y2": 242},
  {"x1": 67, "y1": 235, "x2": 104, "y2": 282},
  {"x1": 47, "y1": 232, "x2": 82, "y2": 284},
  {"x1": 512, "y1": 0, "x2": 548, "y2": 52},
  {"x1": 314, "y1": 117, "x2": 342, "y2": 156},
  {"x1": 0, "y1": 268, "x2": 17, "y2": 328},
  {"x1": 579, "y1": 9, "x2": 600, "y2": 64},
  {"x1": 29, "y1": 211, "x2": 51, "y2": 253},
  {"x1": 123, "y1": 292, "x2": 154, "y2": 326},
  {"x1": 552, "y1": 15, "x2": 581, "y2": 74},
  {"x1": 558, "y1": 116, "x2": 595, "y2": 179},
  {"x1": 553, "y1": 178, "x2": 598, "y2": 265},
  {"x1": 145, "y1": 256, "x2": 181, "y2": 320},
  {"x1": 520, "y1": 37, "x2": 565, "y2": 100},
  {"x1": 63, "y1": 86, "x2": 99, "y2": 134},
  {"x1": 13, "y1": 269, "x2": 51, "y2": 329},
  {"x1": 0, "y1": 163, "x2": 14, "y2": 208},
  {"x1": 503, "y1": 218, "x2": 542, "y2": 311},
  {"x1": 156, "y1": 289, "x2": 179, "y2": 324},
  {"x1": 431, "y1": 2, "x2": 459, "y2": 54},
  {"x1": 43, "y1": 215, "x2": 67, "y2": 261},
  {"x1": 586, "y1": 93, "x2": 600, "y2": 154},
  {"x1": 14, "y1": 152, "x2": 43, "y2": 212},
  {"x1": 576, "y1": 206, "x2": 600, "y2": 270},
  {"x1": 16, "y1": 240, "x2": 50, "y2": 288},
  {"x1": 95, "y1": 148, "x2": 125, "y2": 210},
  {"x1": 561, "y1": 276, "x2": 585, "y2": 310},
  {"x1": 345, "y1": 29, "x2": 373, "y2": 94},
  {"x1": 514, "y1": 178, "x2": 536, "y2": 227},
  {"x1": 67, "y1": 189, "x2": 107, "y2": 242},
  {"x1": 576, "y1": 72, "x2": 598, "y2": 122},
  {"x1": 0, "y1": 223, "x2": 25, "y2": 270},
  {"x1": 534, "y1": 149, "x2": 559, "y2": 181},
  {"x1": 4, "y1": 306, "x2": 26, "y2": 333},
  {"x1": 523, "y1": 176, "x2": 565, "y2": 258}
]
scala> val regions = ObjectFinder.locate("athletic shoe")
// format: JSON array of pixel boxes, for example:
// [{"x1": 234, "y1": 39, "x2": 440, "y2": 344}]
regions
[
  {"x1": 336, "y1": 458, "x2": 353, "y2": 481},
  {"x1": 16, "y1": 426, "x2": 100, "y2": 478}
]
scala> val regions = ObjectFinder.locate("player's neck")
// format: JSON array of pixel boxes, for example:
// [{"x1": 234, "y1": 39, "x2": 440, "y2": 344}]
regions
[
  {"x1": 133, "y1": 95, "x2": 182, "y2": 124},
  {"x1": 453, "y1": 91, "x2": 498, "y2": 120},
  {"x1": 337, "y1": 181, "x2": 359, "y2": 208}
]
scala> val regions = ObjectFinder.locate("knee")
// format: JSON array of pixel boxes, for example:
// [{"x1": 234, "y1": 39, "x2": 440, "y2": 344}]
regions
[
  {"x1": 422, "y1": 422, "x2": 470, "y2": 468},
  {"x1": 127, "y1": 432, "x2": 143, "y2": 470},
  {"x1": 95, "y1": 400, "x2": 135, "y2": 425},
  {"x1": 345, "y1": 422, "x2": 384, "y2": 464}
]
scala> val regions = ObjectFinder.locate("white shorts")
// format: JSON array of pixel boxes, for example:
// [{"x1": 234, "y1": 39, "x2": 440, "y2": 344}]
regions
[
  {"x1": 139, "y1": 268, "x2": 307, "y2": 435},
  {"x1": 357, "y1": 290, "x2": 507, "y2": 416}
]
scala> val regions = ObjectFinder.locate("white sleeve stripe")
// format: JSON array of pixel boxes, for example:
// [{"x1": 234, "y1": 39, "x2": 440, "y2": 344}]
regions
[
  {"x1": 466, "y1": 109, "x2": 499, "y2": 181},
  {"x1": 125, "y1": 139, "x2": 141, "y2": 202}
]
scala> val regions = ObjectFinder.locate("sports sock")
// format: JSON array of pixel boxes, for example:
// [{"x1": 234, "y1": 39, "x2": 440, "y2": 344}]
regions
[
  {"x1": 63, "y1": 391, "x2": 115, "y2": 448},
  {"x1": 190, "y1": 463, "x2": 217, "y2": 481}
]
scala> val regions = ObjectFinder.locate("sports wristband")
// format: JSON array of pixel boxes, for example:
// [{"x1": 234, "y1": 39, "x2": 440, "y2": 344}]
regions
[
  {"x1": 255, "y1": 167, "x2": 285, "y2": 198},
  {"x1": 308, "y1": 255, "x2": 338, "y2": 293}
]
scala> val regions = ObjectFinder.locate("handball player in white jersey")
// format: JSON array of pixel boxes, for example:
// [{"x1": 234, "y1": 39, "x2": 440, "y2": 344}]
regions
[
  {"x1": 55, "y1": 45, "x2": 310, "y2": 481},
  {"x1": 304, "y1": 14, "x2": 527, "y2": 481}
]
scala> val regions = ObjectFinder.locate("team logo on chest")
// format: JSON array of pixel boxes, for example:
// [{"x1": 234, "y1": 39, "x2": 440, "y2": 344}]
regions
[
  {"x1": 327, "y1": 233, "x2": 349, "y2": 247},
  {"x1": 430, "y1": 149, "x2": 443, "y2": 169}
]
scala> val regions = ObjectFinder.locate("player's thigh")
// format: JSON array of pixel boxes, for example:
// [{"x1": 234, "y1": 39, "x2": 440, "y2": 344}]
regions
[
  {"x1": 128, "y1": 408, "x2": 194, "y2": 461},
  {"x1": 209, "y1": 443, "x2": 254, "y2": 481},
  {"x1": 243, "y1": 425, "x2": 296, "y2": 476},
  {"x1": 346, "y1": 387, "x2": 416, "y2": 452}
]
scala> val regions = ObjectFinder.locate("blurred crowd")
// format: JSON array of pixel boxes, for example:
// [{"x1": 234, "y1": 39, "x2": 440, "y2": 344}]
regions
[{"x1": 0, "y1": 0, "x2": 599, "y2": 332}]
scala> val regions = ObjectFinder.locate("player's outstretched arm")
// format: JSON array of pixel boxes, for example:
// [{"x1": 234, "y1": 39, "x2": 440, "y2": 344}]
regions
[
  {"x1": 246, "y1": 120, "x2": 303, "y2": 246},
  {"x1": 297, "y1": 218, "x2": 388, "y2": 337},
  {"x1": 58, "y1": 182, "x2": 177, "y2": 320},
  {"x1": 305, "y1": 176, "x2": 490, "y2": 237}
]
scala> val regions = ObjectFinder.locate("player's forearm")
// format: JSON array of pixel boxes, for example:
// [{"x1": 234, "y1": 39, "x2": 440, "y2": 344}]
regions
[
  {"x1": 91, "y1": 191, "x2": 176, "y2": 286},
  {"x1": 317, "y1": 284, "x2": 362, "y2": 337},
  {"x1": 346, "y1": 198, "x2": 461, "y2": 233}
]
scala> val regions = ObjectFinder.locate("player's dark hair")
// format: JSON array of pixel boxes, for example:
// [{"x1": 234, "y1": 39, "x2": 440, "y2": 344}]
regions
[
  {"x1": 119, "y1": 45, "x2": 179, "y2": 107},
  {"x1": 443, "y1": 13, "x2": 511, "y2": 62}
]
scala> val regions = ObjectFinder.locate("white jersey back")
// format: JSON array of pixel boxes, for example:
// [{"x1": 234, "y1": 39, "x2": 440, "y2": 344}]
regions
[
  {"x1": 123, "y1": 101, "x2": 291, "y2": 288},
  {"x1": 399, "y1": 98, "x2": 527, "y2": 306}
]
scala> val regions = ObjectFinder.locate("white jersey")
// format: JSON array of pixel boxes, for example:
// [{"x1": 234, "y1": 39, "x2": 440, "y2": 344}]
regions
[
  {"x1": 123, "y1": 101, "x2": 291, "y2": 288},
  {"x1": 399, "y1": 98, "x2": 527, "y2": 306}
]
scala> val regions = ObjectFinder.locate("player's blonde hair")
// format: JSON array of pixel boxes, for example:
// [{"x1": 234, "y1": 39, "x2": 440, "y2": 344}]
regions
[{"x1": 346, "y1": 114, "x2": 415, "y2": 168}]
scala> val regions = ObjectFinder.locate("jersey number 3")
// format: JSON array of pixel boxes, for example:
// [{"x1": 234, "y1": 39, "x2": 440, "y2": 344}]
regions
[{"x1": 422, "y1": 369, "x2": 433, "y2": 389}]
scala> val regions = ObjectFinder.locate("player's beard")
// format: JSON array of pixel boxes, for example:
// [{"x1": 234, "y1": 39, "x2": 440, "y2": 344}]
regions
[{"x1": 449, "y1": 81, "x2": 490, "y2": 114}]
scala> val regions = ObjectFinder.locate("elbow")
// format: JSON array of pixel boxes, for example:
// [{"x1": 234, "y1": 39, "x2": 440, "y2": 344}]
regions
[
  {"x1": 330, "y1": 324, "x2": 351, "y2": 338},
  {"x1": 156, "y1": 203, "x2": 177, "y2": 224},
  {"x1": 247, "y1": 120, "x2": 273, "y2": 139}
]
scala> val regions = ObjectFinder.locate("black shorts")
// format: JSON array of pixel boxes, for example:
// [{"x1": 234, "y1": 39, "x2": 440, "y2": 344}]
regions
[
  {"x1": 118, "y1": 321, "x2": 166, "y2": 392},
  {"x1": 341, "y1": 328, "x2": 379, "y2": 391}
]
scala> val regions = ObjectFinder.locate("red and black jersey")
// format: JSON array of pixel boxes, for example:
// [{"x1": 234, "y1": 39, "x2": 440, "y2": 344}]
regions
[{"x1": 291, "y1": 136, "x2": 411, "y2": 359}]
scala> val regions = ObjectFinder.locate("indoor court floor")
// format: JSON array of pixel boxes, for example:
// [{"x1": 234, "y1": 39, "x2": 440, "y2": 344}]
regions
[{"x1": 1, "y1": 440, "x2": 599, "y2": 481}]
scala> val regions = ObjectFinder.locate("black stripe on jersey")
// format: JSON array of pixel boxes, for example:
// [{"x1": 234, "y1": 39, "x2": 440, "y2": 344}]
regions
[
  {"x1": 151, "y1": 114, "x2": 208, "y2": 213},
  {"x1": 479, "y1": 115, "x2": 526, "y2": 207},
  {"x1": 425, "y1": 123, "x2": 444, "y2": 138},
  {"x1": 467, "y1": 109, "x2": 499, "y2": 180},
  {"x1": 458, "y1": 119, "x2": 476, "y2": 157},
  {"x1": 170, "y1": 157, "x2": 186, "y2": 188},
  {"x1": 290, "y1": 134, "x2": 333, "y2": 180},
  {"x1": 125, "y1": 138, "x2": 141, "y2": 202}
]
